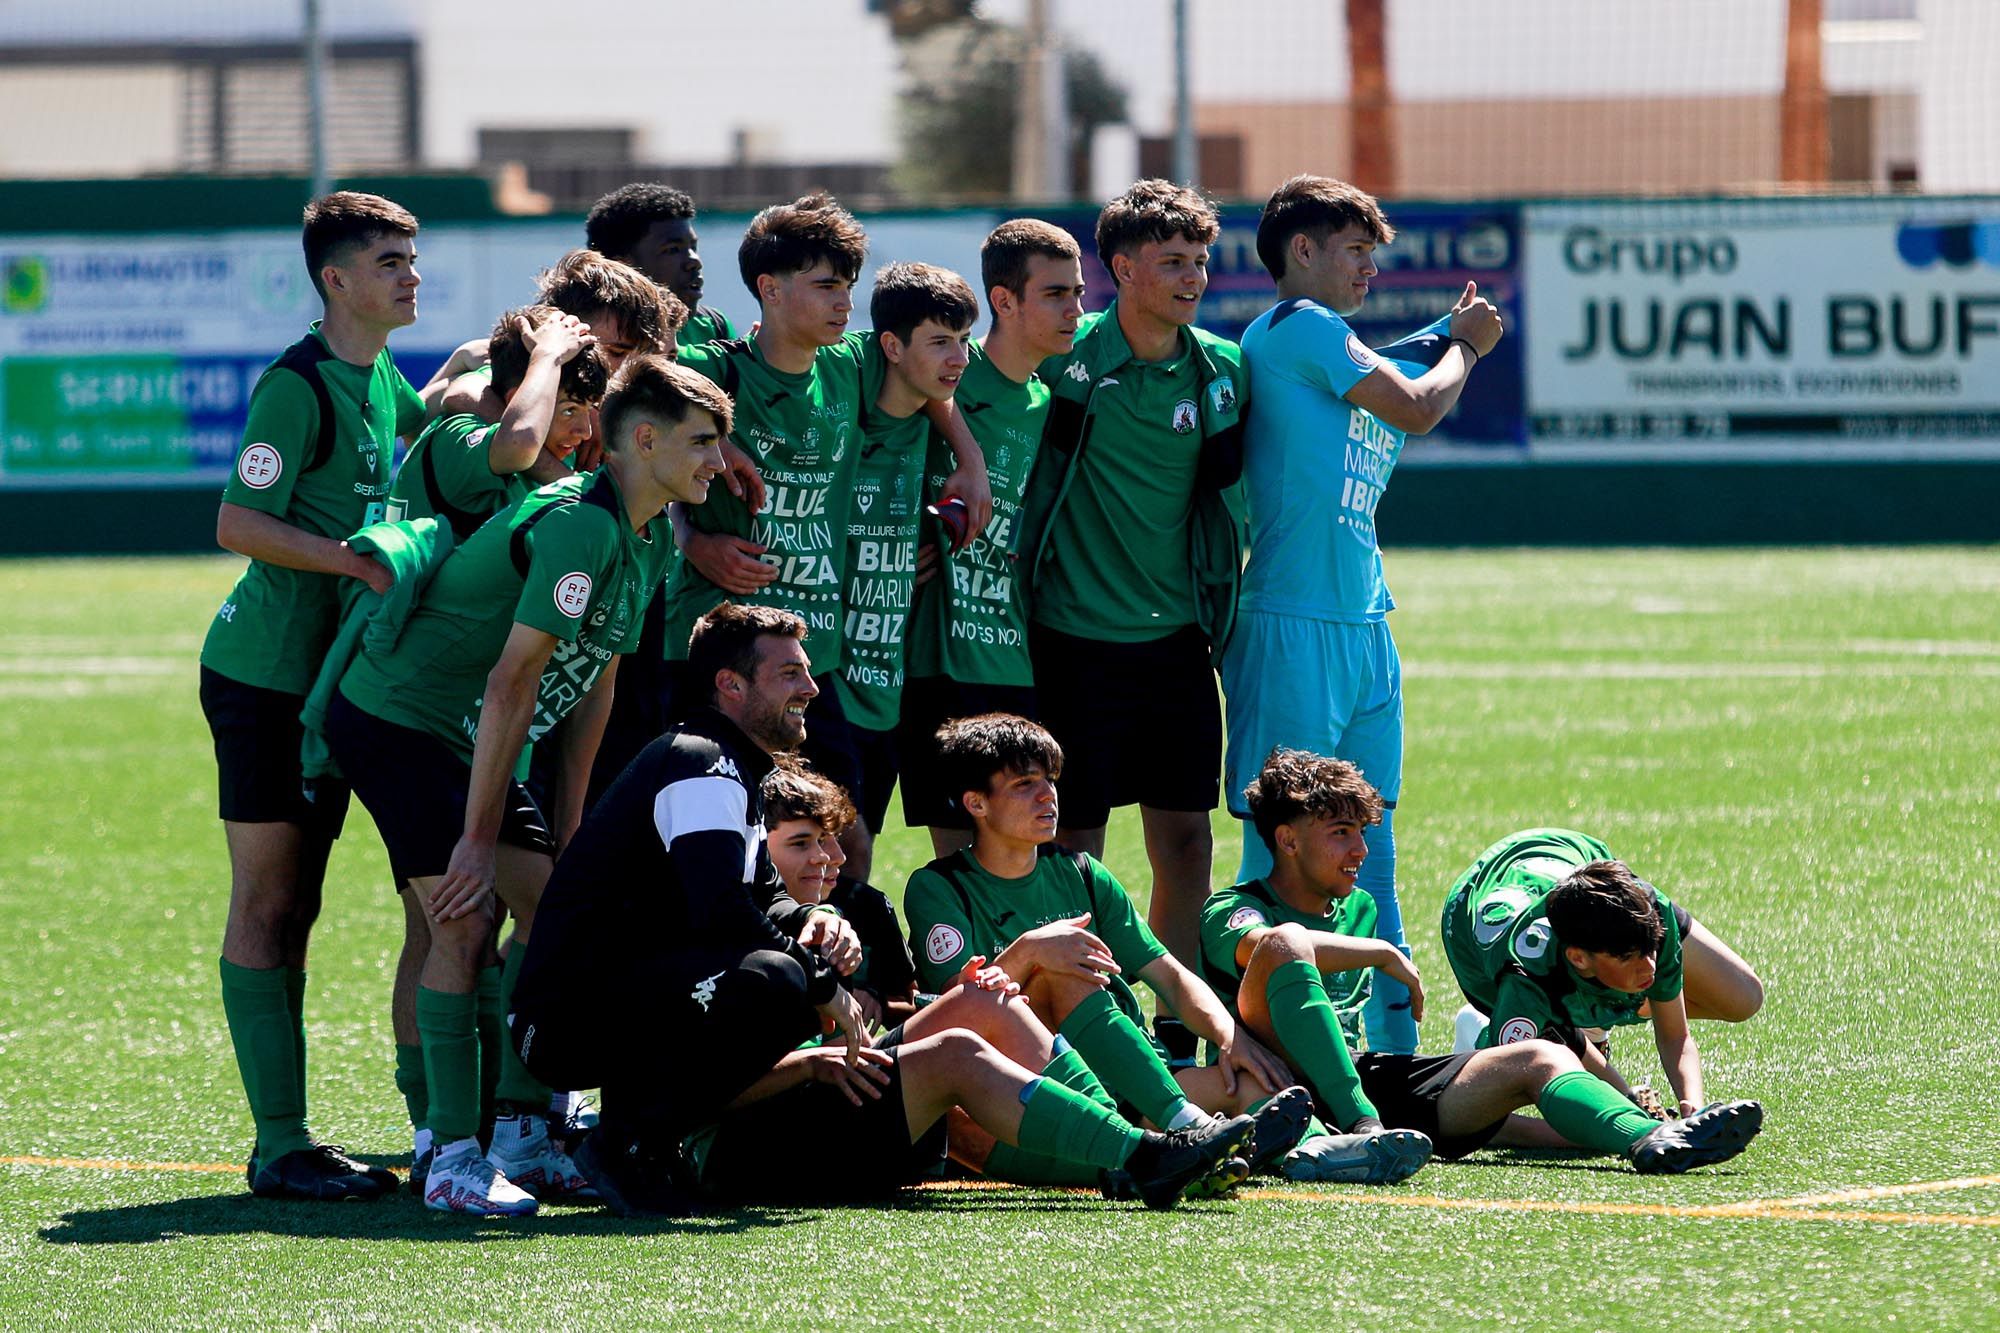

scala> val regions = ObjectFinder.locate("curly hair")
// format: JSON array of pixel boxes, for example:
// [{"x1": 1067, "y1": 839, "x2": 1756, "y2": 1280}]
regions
[
  {"x1": 1244, "y1": 748, "x2": 1384, "y2": 855},
  {"x1": 761, "y1": 755, "x2": 858, "y2": 835}
]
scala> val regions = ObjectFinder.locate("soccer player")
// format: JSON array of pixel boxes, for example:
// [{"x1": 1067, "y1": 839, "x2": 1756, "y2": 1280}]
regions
[
  {"x1": 900, "y1": 219, "x2": 1084, "y2": 860},
  {"x1": 827, "y1": 261, "x2": 977, "y2": 883},
  {"x1": 763, "y1": 759, "x2": 920, "y2": 1028},
  {"x1": 199, "y1": 190, "x2": 426, "y2": 1201},
  {"x1": 324, "y1": 356, "x2": 730, "y2": 1215},
  {"x1": 1219, "y1": 175, "x2": 1504, "y2": 1056},
  {"x1": 1017, "y1": 179, "x2": 1248, "y2": 972},
  {"x1": 585, "y1": 182, "x2": 738, "y2": 347},
  {"x1": 1207, "y1": 750, "x2": 1765, "y2": 1178},
  {"x1": 663, "y1": 192, "x2": 988, "y2": 804},
  {"x1": 506, "y1": 604, "x2": 871, "y2": 1218},
  {"x1": 688, "y1": 957, "x2": 1261, "y2": 1210},
  {"x1": 387, "y1": 305, "x2": 604, "y2": 537},
  {"x1": 904, "y1": 714, "x2": 1308, "y2": 1160},
  {"x1": 1441, "y1": 827, "x2": 1766, "y2": 1117}
]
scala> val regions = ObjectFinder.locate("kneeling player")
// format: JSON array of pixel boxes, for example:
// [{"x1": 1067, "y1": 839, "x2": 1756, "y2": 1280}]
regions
[
  {"x1": 1441, "y1": 827, "x2": 1765, "y2": 1118},
  {"x1": 904, "y1": 714, "x2": 1313, "y2": 1178},
  {"x1": 1206, "y1": 751, "x2": 1762, "y2": 1178}
]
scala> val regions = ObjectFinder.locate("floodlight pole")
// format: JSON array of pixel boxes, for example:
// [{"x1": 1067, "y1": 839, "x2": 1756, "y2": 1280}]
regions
[
  {"x1": 304, "y1": 0, "x2": 331, "y2": 199},
  {"x1": 1172, "y1": 0, "x2": 1197, "y2": 187}
]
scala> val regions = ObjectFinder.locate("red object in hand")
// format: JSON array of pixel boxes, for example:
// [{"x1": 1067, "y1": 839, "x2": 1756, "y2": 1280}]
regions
[{"x1": 927, "y1": 496, "x2": 970, "y2": 549}]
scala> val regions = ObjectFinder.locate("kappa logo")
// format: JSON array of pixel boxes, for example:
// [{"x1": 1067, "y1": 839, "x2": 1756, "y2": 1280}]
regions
[
  {"x1": 1345, "y1": 333, "x2": 1381, "y2": 372},
  {"x1": 1209, "y1": 378, "x2": 1237, "y2": 416},
  {"x1": 925, "y1": 923, "x2": 965, "y2": 965},
  {"x1": 1497, "y1": 1016, "x2": 1538, "y2": 1045},
  {"x1": 690, "y1": 971, "x2": 725, "y2": 1012},
  {"x1": 1515, "y1": 918, "x2": 1553, "y2": 962},
  {"x1": 706, "y1": 753, "x2": 741, "y2": 780},
  {"x1": 553, "y1": 572, "x2": 592, "y2": 619},
  {"x1": 236, "y1": 442, "x2": 283, "y2": 490},
  {"x1": 1226, "y1": 906, "x2": 1266, "y2": 931},
  {"x1": 1170, "y1": 399, "x2": 1198, "y2": 434},
  {"x1": 1064, "y1": 360, "x2": 1092, "y2": 383}
]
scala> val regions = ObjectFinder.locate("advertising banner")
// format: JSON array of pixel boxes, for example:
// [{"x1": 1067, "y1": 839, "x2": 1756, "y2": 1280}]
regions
[
  {"x1": 0, "y1": 222, "x2": 578, "y2": 485},
  {"x1": 1525, "y1": 199, "x2": 2000, "y2": 454}
]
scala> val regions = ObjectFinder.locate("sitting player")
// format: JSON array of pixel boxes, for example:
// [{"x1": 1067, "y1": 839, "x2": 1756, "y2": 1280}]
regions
[
  {"x1": 1442, "y1": 827, "x2": 1765, "y2": 1119},
  {"x1": 762, "y1": 758, "x2": 919, "y2": 1028},
  {"x1": 691, "y1": 956, "x2": 1260, "y2": 1211},
  {"x1": 1206, "y1": 750, "x2": 1763, "y2": 1178},
  {"x1": 904, "y1": 714, "x2": 1313, "y2": 1176}
]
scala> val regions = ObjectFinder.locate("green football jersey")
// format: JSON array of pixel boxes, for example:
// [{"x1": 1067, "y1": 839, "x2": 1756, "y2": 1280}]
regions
[
  {"x1": 200, "y1": 324, "x2": 425, "y2": 695},
  {"x1": 1031, "y1": 313, "x2": 1208, "y2": 642},
  {"x1": 336, "y1": 466, "x2": 672, "y2": 763},
  {"x1": 905, "y1": 341, "x2": 1045, "y2": 685},
  {"x1": 1440, "y1": 828, "x2": 1686, "y2": 1046},
  {"x1": 1199, "y1": 879, "x2": 1377, "y2": 1052},
  {"x1": 831, "y1": 396, "x2": 929, "y2": 732},
  {"x1": 660, "y1": 334, "x2": 872, "y2": 671},
  {"x1": 385, "y1": 413, "x2": 525, "y2": 539},
  {"x1": 678, "y1": 306, "x2": 736, "y2": 348},
  {"x1": 905, "y1": 847, "x2": 1167, "y2": 1028}
]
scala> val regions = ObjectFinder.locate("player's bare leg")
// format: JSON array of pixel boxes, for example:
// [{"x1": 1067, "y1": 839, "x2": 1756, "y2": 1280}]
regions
[
  {"x1": 927, "y1": 827, "x2": 975, "y2": 859},
  {"x1": 1140, "y1": 805, "x2": 1212, "y2": 966},
  {"x1": 1435, "y1": 1041, "x2": 1588, "y2": 1147},
  {"x1": 1679, "y1": 919, "x2": 1764, "y2": 1022},
  {"x1": 222, "y1": 820, "x2": 324, "y2": 970},
  {"x1": 1054, "y1": 823, "x2": 1106, "y2": 860}
]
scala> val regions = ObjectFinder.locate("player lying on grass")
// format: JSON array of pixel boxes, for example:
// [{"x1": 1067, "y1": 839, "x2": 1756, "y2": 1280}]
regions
[
  {"x1": 762, "y1": 758, "x2": 920, "y2": 1029},
  {"x1": 903, "y1": 714, "x2": 1315, "y2": 1183},
  {"x1": 507, "y1": 604, "x2": 870, "y2": 1219},
  {"x1": 1441, "y1": 827, "x2": 1765, "y2": 1119},
  {"x1": 325, "y1": 357, "x2": 730, "y2": 1215},
  {"x1": 1208, "y1": 750, "x2": 1763, "y2": 1176}
]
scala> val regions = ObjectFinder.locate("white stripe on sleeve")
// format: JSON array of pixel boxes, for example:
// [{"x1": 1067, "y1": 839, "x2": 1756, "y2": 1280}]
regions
[{"x1": 653, "y1": 775, "x2": 751, "y2": 847}]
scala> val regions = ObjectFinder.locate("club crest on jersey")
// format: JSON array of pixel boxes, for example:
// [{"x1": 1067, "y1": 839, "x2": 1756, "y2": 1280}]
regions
[
  {"x1": 926, "y1": 923, "x2": 964, "y2": 965},
  {"x1": 237, "y1": 443, "x2": 283, "y2": 490},
  {"x1": 1208, "y1": 378, "x2": 1237, "y2": 416},
  {"x1": 553, "y1": 572, "x2": 592, "y2": 619},
  {"x1": 1227, "y1": 906, "x2": 1266, "y2": 931},
  {"x1": 1497, "y1": 1016, "x2": 1538, "y2": 1045},
  {"x1": 1170, "y1": 399, "x2": 1198, "y2": 434}
]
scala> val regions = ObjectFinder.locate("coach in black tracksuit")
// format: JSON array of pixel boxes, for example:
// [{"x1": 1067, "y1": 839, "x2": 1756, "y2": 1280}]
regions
[{"x1": 510, "y1": 604, "x2": 867, "y2": 1214}]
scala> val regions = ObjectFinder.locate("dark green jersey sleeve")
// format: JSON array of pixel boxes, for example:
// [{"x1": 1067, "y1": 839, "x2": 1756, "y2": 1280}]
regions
[
  {"x1": 1199, "y1": 888, "x2": 1273, "y2": 985},
  {"x1": 514, "y1": 504, "x2": 617, "y2": 643},
  {"x1": 1481, "y1": 970, "x2": 1566, "y2": 1049},
  {"x1": 1081, "y1": 855, "x2": 1169, "y2": 975},
  {"x1": 904, "y1": 866, "x2": 979, "y2": 993},
  {"x1": 392, "y1": 369, "x2": 426, "y2": 438},
  {"x1": 221, "y1": 369, "x2": 320, "y2": 516}
]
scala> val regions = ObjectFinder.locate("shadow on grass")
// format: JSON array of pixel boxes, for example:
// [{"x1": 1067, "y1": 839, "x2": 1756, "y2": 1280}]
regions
[
  {"x1": 39, "y1": 1192, "x2": 809, "y2": 1246},
  {"x1": 1448, "y1": 1148, "x2": 1757, "y2": 1180}
]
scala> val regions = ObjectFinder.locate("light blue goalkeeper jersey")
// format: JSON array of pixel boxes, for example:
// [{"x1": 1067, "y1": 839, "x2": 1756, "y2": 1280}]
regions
[{"x1": 1238, "y1": 303, "x2": 1450, "y2": 623}]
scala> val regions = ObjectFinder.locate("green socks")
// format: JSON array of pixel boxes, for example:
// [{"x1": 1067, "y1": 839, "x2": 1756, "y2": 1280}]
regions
[
  {"x1": 491, "y1": 947, "x2": 550, "y2": 1110},
  {"x1": 393, "y1": 1042, "x2": 429, "y2": 1133},
  {"x1": 1537, "y1": 1070, "x2": 1662, "y2": 1155},
  {"x1": 416, "y1": 986, "x2": 481, "y2": 1143},
  {"x1": 1042, "y1": 1035, "x2": 1117, "y2": 1110},
  {"x1": 1267, "y1": 959, "x2": 1380, "y2": 1131},
  {"x1": 980, "y1": 1038, "x2": 1116, "y2": 1185},
  {"x1": 283, "y1": 966, "x2": 307, "y2": 1110},
  {"x1": 1014, "y1": 1076, "x2": 1145, "y2": 1171},
  {"x1": 1057, "y1": 989, "x2": 1192, "y2": 1129},
  {"x1": 218, "y1": 958, "x2": 311, "y2": 1160},
  {"x1": 476, "y1": 964, "x2": 504, "y2": 1126}
]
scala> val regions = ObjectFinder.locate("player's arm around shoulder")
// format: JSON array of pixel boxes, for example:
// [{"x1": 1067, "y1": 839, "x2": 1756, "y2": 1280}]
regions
[{"x1": 1344, "y1": 282, "x2": 1504, "y2": 435}]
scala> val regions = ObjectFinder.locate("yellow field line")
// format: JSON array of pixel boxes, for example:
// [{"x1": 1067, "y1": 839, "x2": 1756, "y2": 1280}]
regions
[
  {"x1": 1753, "y1": 1174, "x2": 2000, "y2": 1208},
  {"x1": 6, "y1": 1157, "x2": 1993, "y2": 1229}
]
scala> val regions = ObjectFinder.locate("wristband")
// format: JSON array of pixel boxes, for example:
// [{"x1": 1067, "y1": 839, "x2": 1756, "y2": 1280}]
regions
[{"x1": 1450, "y1": 336, "x2": 1480, "y2": 366}]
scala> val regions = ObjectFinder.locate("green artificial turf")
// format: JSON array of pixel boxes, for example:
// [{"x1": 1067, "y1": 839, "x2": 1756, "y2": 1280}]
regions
[{"x1": 1, "y1": 549, "x2": 1995, "y2": 1330}]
